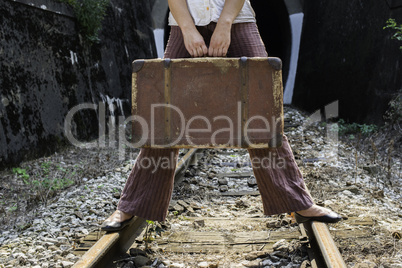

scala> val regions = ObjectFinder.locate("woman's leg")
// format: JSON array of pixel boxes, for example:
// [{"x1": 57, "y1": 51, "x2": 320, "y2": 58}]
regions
[
  {"x1": 117, "y1": 148, "x2": 179, "y2": 221},
  {"x1": 227, "y1": 22, "x2": 314, "y2": 214},
  {"x1": 247, "y1": 136, "x2": 313, "y2": 215},
  {"x1": 105, "y1": 27, "x2": 192, "y2": 224}
]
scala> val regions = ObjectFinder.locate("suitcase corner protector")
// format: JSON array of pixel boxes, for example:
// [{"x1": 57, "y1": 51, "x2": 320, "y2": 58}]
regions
[
  {"x1": 240, "y1": 56, "x2": 248, "y2": 65},
  {"x1": 164, "y1": 58, "x2": 171, "y2": 68},
  {"x1": 132, "y1": 60, "x2": 145, "y2": 73},
  {"x1": 268, "y1": 58, "x2": 282, "y2": 71}
]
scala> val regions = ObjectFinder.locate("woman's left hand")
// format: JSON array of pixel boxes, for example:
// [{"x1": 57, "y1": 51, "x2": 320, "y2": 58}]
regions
[{"x1": 208, "y1": 23, "x2": 231, "y2": 57}]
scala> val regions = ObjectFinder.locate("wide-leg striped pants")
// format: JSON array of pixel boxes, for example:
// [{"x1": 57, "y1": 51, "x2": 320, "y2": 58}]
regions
[{"x1": 118, "y1": 22, "x2": 313, "y2": 221}]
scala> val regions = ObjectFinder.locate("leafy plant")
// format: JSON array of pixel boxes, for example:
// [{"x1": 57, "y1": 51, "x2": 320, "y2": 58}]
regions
[
  {"x1": 384, "y1": 90, "x2": 402, "y2": 126},
  {"x1": 12, "y1": 161, "x2": 76, "y2": 204},
  {"x1": 178, "y1": 215, "x2": 190, "y2": 221},
  {"x1": 13, "y1": 167, "x2": 30, "y2": 184},
  {"x1": 144, "y1": 220, "x2": 155, "y2": 246},
  {"x1": 337, "y1": 119, "x2": 378, "y2": 137},
  {"x1": 384, "y1": 18, "x2": 402, "y2": 51},
  {"x1": 41, "y1": 162, "x2": 51, "y2": 174},
  {"x1": 8, "y1": 205, "x2": 18, "y2": 212},
  {"x1": 57, "y1": 0, "x2": 110, "y2": 43}
]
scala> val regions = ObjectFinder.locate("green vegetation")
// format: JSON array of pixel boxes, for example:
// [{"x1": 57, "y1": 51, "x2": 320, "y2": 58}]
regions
[
  {"x1": 12, "y1": 167, "x2": 29, "y2": 183},
  {"x1": 384, "y1": 18, "x2": 402, "y2": 52},
  {"x1": 384, "y1": 89, "x2": 402, "y2": 126},
  {"x1": 337, "y1": 119, "x2": 378, "y2": 139},
  {"x1": 144, "y1": 220, "x2": 155, "y2": 245},
  {"x1": 37, "y1": 162, "x2": 74, "y2": 191},
  {"x1": 57, "y1": 0, "x2": 110, "y2": 43},
  {"x1": 8, "y1": 204, "x2": 18, "y2": 212},
  {"x1": 383, "y1": 19, "x2": 402, "y2": 126},
  {"x1": 13, "y1": 161, "x2": 76, "y2": 203}
]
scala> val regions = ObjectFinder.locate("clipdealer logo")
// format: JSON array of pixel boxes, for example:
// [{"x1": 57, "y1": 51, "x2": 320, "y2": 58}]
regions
[
  {"x1": 64, "y1": 101, "x2": 282, "y2": 159},
  {"x1": 64, "y1": 100, "x2": 340, "y2": 166}
]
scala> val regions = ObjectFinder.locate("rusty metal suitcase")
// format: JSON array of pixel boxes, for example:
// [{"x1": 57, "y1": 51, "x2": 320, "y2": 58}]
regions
[{"x1": 131, "y1": 57, "x2": 283, "y2": 148}]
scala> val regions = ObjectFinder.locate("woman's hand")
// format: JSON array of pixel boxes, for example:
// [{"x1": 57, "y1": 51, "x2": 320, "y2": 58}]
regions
[
  {"x1": 168, "y1": 0, "x2": 207, "y2": 57},
  {"x1": 168, "y1": 0, "x2": 245, "y2": 57},
  {"x1": 208, "y1": 23, "x2": 231, "y2": 57},
  {"x1": 208, "y1": 0, "x2": 245, "y2": 57},
  {"x1": 182, "y1": 28, "x2": 208, "y2": 57}
]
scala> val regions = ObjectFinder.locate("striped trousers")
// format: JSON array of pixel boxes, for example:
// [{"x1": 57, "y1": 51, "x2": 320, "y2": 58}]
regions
[{"x1": 118, "y1": 23, "x2": 313, "y2": 221}]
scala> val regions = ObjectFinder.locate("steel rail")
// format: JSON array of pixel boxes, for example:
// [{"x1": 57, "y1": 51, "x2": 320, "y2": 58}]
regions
[
  {"x1": 298, "y1": 222, "x2": 321, "y2": 268},
  {"x1": 72, "y1": 148, "x2": 199, "y2": 268},
  {"x1": 299, "y1": 220, "x2": 347, "y2": 268},
  {"x1": 311, "y1": 221, "x2": 347, "y2": 268}
]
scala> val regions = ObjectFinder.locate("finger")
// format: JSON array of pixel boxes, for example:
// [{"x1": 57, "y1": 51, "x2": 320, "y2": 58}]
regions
[
  {"x1": 197, "y1": 47, "x2": 204, "y2": 57},
  {"x1": 218, "y1": 48, "x2": 223, "y2": 57},
  {"x1": 192, "y1": 48, "x2": 199, "y2": 57},
  {"x1": 186, "y1": 45, "x2": 194, "y2": 57},
  {"x1": 208, "y1": 47, "x2": 214, "y2": 57},
  {"x1": 191, "y1": 48, "x2": 197, "y2": 57},
  {"x1": 213, "y1": 48, "x2": 219, "y2": 57},
  {"x1": 202, "y1": 45, "x2": 208, "y2": 56},
  {"x1": 193, "y1": 47, "x2": 201, "y2": 57},
  {"x1": 222, "y1": 47, "x2": 228, "y2": 57}
]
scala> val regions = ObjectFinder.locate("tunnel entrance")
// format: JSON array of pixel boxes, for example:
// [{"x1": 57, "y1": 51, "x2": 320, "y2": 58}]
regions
[{"x1": 250, "y1": 0, "x2": 291, "y2": 86}]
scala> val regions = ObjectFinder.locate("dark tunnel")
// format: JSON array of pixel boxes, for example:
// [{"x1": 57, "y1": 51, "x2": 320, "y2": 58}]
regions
[{"x1": 250, "y1": 0, "x2": 291, "y2": 86}]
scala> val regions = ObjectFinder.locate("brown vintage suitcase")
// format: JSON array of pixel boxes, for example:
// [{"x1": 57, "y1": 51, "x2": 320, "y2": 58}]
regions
[{"x1": 131, "y1": 57, "x2": 283, "y2": 148}]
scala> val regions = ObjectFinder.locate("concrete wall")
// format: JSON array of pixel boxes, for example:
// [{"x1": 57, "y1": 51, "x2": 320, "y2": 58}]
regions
[{"x1": 0, "y1": 0, "x2": 156, "y2": 168}]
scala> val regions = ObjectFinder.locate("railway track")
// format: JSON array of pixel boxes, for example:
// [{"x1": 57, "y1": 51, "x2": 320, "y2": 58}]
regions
[{"x1": 71, "y1": 147, "x2": 348, "y2": 268}]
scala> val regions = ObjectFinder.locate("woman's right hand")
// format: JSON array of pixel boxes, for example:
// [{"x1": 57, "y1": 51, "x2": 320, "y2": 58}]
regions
[
  {"x1": 168, "y1": 0, "x2": 207, "y2": 57},
  {"x1": 182, "y1": 28, "x2": 208, "y2": 57}
]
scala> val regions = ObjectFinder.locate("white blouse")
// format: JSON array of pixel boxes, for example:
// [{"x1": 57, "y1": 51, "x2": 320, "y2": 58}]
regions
[{"x1": 168, "y1": 0, "x2": 256, "y2": 26}]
